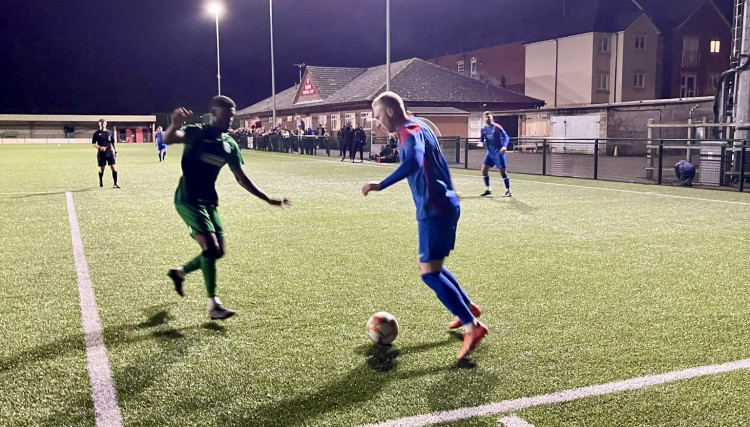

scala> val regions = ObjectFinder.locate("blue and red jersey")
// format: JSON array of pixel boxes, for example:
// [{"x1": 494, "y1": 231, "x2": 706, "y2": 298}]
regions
[
  {"x1": 379, "y1": 117, "x2": 460, "y2": 220},
  {"x1": 480, "y1": 123, "x2": 509, "y2": 155}
]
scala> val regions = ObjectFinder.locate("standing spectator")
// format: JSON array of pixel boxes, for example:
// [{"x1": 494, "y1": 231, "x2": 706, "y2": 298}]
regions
[
  {"x1": 92, "y1": 118, "x2": 120, "y2": 188},
  {"x1": 352, "y1": 122, "x2": 366, "y2": 162},
  {"x1": 338, "y1": 125, "x2": 350, "y2": 161},
  {"x1": 343, "y1": 124, "x2": 354, "y2": 162}
]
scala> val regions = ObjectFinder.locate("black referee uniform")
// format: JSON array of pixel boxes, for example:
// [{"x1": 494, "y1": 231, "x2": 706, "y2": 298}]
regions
[{"x1": 92, "y1": 129, "x2": 119, "y2": 187}]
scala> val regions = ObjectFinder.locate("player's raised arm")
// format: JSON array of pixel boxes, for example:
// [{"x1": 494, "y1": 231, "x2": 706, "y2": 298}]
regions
[
  {"x1": 232, "y1": 167, "x2": 290, "y2": 207},
  {"x1": 163, "y1": 107, "x2": 192, "y2": 144}
]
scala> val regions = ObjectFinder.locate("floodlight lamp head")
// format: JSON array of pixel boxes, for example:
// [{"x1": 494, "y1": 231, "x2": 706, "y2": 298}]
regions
[{"x1": 208, "y1": 3, "x2": 223, "y2": 16}]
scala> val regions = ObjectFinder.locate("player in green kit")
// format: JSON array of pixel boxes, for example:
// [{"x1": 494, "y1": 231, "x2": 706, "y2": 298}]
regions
[{"x1": 163, "y1": 96, "x2": 290, "y2": 320}]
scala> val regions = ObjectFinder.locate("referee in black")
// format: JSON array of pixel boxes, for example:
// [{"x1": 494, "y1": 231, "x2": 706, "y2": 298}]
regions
[{"x1": 92, "y1": 118, "x2": 120, "y2": 188}]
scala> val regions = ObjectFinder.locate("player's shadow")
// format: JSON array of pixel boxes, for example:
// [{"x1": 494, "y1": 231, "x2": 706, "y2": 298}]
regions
[
  {"x1": 2, "y1": 304, "x2": 224, "y2": 426},
  {"x1": 209, "y1": 338, "x2": 457, "y2": 426},
  {"x1": 504, "y1": 197, "x2": 537, "y2": 214},
  {"x1": 6, "y1": 187, "x2": 95, "y2": 199}
]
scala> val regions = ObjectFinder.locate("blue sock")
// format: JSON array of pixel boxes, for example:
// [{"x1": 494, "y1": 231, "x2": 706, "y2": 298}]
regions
[
  {"x1": 483, "y1": 175, "x2": 490, "y2": 188},
  {"x1": 421, "y1": 272, "x2": 474, "y2": 325},
  {"x1": 441, "y1": 268, "x2": 471, "y2": 307},
  {"x1": 502, "y1": 173, "x2": 510, "y2": 190}
]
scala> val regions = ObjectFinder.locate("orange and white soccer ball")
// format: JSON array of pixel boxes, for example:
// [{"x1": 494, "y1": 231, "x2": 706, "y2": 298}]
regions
[{"x1": 366, "y1": 312, "x2": 399, "y2": 345}]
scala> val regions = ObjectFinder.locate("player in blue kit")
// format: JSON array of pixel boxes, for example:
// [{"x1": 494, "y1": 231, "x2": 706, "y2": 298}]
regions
[
  {"x1": 362, "y1": 92, "x2": 488, "y2": 359},
  {"x1": 155, "y1": 126, "x2": 167, "y2": 161},
  {"x1": 479, "y1": 111, "x2": 511, "y2": 197}
]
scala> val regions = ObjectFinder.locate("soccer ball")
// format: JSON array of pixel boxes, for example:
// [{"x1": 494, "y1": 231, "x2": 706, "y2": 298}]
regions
[{"x1": 366, "y1": 312, "x2": 399, "y2": 345}]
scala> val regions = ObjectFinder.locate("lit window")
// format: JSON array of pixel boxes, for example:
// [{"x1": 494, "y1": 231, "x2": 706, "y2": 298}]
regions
[
  {"x1": 470, "y1": 57, "x2": 477, "y2": 77},
  {"x1": 710, "y1": 40, "x2": 721, "y2": 53},
  {"x1": 457, "y1": 60, "x2": 465, "y2": 73}
]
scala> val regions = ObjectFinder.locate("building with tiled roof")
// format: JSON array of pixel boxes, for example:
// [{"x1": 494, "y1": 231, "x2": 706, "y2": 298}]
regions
[{"x1": 237, "y1": 57, "x2": 543, "y2": 138}]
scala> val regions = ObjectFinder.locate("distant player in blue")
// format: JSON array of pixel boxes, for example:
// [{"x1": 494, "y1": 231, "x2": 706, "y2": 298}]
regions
[
  {"x1": 674, "y1": 160, "x2": 696, "y2": 187},
  {"x1": 362, "y1": 92, "x2": 488, "y2": 359},
  {"x1": 155, "y1": 126, "x2": 167, "y2": 161},
  {"x1": 479, "y1": 111, "x2": 511, "y2": 197}
]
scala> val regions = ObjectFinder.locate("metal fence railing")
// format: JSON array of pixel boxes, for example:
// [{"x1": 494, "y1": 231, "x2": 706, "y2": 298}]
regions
[
  {"x1": 241, "y1": 135, "x2": 750, "y2": 192},
  {"x1": 457, "y1": 137, "x2": 749, "y2": 192}
]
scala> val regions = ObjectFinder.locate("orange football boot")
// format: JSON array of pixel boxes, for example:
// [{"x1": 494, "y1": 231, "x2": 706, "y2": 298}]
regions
[
  {"x1": 457, "y1": 321, "x2": 488, "y2": 359},
  {"x1": 448, "y1": 302, "x2": 483, "y2": 329}
]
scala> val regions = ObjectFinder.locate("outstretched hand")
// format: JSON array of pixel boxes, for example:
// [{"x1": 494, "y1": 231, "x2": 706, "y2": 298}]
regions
[{"x1": 362, "y1": 182, "x2": 381, "y2": 196}]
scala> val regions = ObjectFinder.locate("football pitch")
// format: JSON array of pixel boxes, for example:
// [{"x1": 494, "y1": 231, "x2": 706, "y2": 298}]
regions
[{"x1": 1, "y1": 143, "x2": 749, "y2": 426}]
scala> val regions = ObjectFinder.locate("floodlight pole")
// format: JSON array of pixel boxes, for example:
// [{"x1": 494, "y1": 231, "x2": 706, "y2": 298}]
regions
[
  {"x1": 214, "y1": 10, "x2": 221, "y2": 96},
  {"x1": 270, "y1": 0, "x2": 277, "y2": 127},
  {"x1": 386, "y1": 0, "x2": 390, "y2": 92}
]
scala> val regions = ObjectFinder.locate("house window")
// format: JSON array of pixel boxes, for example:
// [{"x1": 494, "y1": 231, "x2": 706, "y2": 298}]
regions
[
  {"x1": 344, "y1": 112, "x2": 355, "y2": 126},
  {"x1": 457, "y1": 60, "x2": 465, "y2": 73},
  {"x1": 330, "y1": 114, "x2": 339, "y2": 130},
  {"x1": 597, "y1": 73, "x2": 610, "y2": 91},
  {"x1": 682, "y1": 37, "x2": 700, "y2": 68},
  {"x1": 470, "y1": 57, "x2": 477, "y2": 77},
  {"x1": 635, "y1": 36, "x2": 646, "y2": 50},
  {"x1": 710, "y1": 39, "x2": 721, "y2": 53},
  {"x1": 360, "y1": 111, "x2": 372, "y2": 129},
  {"x1": 599, "y1": 37, "x2": 610, "y2": 53},
  {"x1": 680, "y1": 74, "x2": 697, "y2": 97},
  {"x1": 317, "y1": 115, "x2": 327, "y2": 128},
  {"x1": 633, "y1": 72, "x2": 646, "y2": 88}
]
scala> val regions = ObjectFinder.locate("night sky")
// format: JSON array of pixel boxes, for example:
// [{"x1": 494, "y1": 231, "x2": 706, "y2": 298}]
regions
[{"x1": 0, "y1": 0, "x2": 733, "y2": 115}]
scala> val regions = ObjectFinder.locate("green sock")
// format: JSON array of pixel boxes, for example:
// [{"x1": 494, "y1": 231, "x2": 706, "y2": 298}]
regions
[
  {"x1": 201, "y1": 255, "x2": 217, "y2": 298},
  {"x1": 183, "y1": 255, "x2": 202, "y2": 274}
]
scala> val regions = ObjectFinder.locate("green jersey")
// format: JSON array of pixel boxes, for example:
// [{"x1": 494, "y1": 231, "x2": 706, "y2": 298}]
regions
[{"x1": 175, "y1": 124, "x2": 244, "y2": 205}]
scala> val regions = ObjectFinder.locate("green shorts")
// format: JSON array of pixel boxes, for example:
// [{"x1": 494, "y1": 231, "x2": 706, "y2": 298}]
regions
[{"x1": 175, "y1": 202, "x2": 224, "y2": 240}]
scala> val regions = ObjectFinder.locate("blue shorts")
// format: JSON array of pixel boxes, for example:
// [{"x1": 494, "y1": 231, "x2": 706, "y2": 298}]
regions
[
  {"x1": 417, "y1": 209, "x2": 460, "y2": 263},
  {"x1": 158, "y1": 143, "x2": 167, "y2": 150},
  {"x1": 483, "y1": 152, "x2": 507, "y2": 169}
]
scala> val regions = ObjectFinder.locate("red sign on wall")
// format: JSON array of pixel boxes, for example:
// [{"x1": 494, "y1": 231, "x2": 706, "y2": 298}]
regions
[{"x1": 301, "y1": 78, "x2": 316, "y2": 96}]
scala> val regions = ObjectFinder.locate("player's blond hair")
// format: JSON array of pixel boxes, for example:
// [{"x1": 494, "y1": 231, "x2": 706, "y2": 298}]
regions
[{"x1": 372, "y1": 91, "x2": 407, "y2": 117}]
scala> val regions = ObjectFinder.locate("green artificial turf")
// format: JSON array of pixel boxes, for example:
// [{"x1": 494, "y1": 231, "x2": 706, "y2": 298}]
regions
[{"x1": 0, "y1": 144, "x2": 748, "y2": 426}]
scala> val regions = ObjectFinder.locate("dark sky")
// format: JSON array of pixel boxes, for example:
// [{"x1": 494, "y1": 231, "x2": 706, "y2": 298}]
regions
[{"x1": 0, "y1": 0, "x2": 733, "y2": 115}]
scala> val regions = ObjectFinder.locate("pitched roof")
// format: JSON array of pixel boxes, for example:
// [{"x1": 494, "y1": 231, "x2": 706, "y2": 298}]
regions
[
  {"x1": 238, "y1": 58, "x2": 544, "y2": 116},
  {"x1": 305, "y1": 66, "x2": 365, "y2": 99},
  {"x1": 524, "y1": 0, "x2": 648, "y2": 43},
  {"x1": 637, "y1": 0, "x2": 731, "y2": 32}
]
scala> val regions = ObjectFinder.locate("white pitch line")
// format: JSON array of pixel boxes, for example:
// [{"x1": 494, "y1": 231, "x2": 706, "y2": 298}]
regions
[
  {"x1": 66, "y1": 192, "x2": 123, "y2": 427},
  {"x1": 254, "y1": 151, "x2": 750, "y2": 206},
  {"x1": 358, "y1": 357, "x2": 750, "y2": 427},
  {"x1": 498, "y1": 414, "x2": 535, "y2": 427}
]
